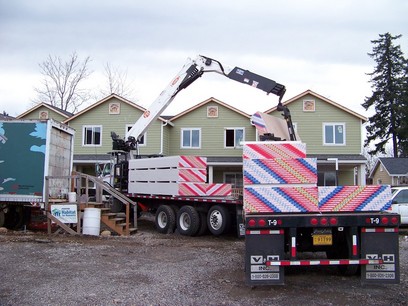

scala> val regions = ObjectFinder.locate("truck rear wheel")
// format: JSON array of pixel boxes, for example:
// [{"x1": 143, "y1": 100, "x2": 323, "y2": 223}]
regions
[
  {"x1": 326, "y1": 230, "x2": 359, "y2": 276},
  {"x1": 177, "y1": 206, "x2": 200, "y2": 236},
  {"x1": 155, "y1": 205, "x2": 176, "y2": 234},
  {"x1": 207, "y1": 205, "x2": 230, "y2": 236},
  {"x1": 4, "y1": 206, "x2": 25, "y2": 229}
]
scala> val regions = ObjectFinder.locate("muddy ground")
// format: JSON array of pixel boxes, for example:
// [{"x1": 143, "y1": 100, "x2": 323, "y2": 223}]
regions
[{"x1": 0, "y1": 216, "x2": 407, "y2": 306}]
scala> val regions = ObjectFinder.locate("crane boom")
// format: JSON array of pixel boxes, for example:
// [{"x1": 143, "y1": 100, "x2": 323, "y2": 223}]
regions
[{"x1": 112, "y1": 55, "x2": 289, "y2": 154}]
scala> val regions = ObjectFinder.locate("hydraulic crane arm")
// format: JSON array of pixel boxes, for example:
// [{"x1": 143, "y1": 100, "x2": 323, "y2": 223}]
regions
[{"x1": 112, "y1": 55, "x2": 288, "y2": 152}]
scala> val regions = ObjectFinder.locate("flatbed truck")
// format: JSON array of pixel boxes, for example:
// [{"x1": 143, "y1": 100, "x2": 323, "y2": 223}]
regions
[{"x1": 105, "y1": 55, "x2": 400, "y2": 285}]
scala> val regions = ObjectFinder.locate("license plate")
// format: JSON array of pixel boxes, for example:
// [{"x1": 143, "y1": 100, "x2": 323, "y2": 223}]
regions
[{"x1": 313, "y1": 234, "x2": 332, "y2": 245}]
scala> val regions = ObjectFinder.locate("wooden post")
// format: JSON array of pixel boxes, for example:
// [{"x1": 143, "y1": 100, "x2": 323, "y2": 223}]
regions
[
  {"x1": 47, "y1": 213, "x2": 78, "y2": 235},
  {"x1": 45, "y1": 177, "x2": 51, "y2": 234},
  {"x1": 125, "y1": 202, "x2": 129, "y2": 236}
]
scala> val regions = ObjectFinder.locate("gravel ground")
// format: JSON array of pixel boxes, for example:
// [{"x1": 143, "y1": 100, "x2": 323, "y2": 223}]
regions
[{"x1": 0, "y1": 216, "x2": 407, "y2": 306}]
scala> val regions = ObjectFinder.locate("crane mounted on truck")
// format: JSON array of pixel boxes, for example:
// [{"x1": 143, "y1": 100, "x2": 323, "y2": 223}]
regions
[
  {"x1": 107, "y1": 55, "x2": 400, "y2": 286},
  {"x1": 107, "y1": 55, "x2": 296, "y2": 237},
  {"x1": 111, "y1": 55, "x2": 296, "y2": 154}
]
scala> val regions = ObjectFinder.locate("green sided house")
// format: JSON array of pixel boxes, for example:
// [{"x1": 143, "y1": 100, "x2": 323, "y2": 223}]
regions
[
  {"x1": 62, "y1": 94, "x2": 170, "y2": 176},
  {"x1": 166, "y1": 97, "x2": 254, "y2": 189},
  {"x1": 265, "y1": 90, "x2": 367, "y2": 186},
  {"x1": 16, "y1": 102, "x2": 73, "y2": 122},
  {"x1": 16, "y1": 90, "x2": 369, "y2": 189},
  {"x1": 62, "y1": 95, "x2": 255, "y2": 191},
  {"x1": 370, "y1": 157, "x2": 408, "y2": 186}
]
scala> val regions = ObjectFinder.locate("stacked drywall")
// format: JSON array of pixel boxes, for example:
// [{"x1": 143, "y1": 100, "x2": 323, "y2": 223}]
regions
[
  {"x1": 128, "y1": 156, "x2": 231, "y2": 197},
  {"x1": 243, "y1": 141, "x2": 392, "y2": 214}
]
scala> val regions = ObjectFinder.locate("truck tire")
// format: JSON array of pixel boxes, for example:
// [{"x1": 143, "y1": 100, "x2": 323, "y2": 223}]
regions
[
  {"x1": 177, "y1": 206, "x2": 200, "y2": 236},
  {"x1": 326, "y1": 231, "x2": 359, "y2": 276},
  {"x1": 4, "y1": 206, "x2": 24, "y2": 229},
  {"x1": 155, "y1": 205, "x2": 176, "y2": 234},
  {"x1": 196, "y1": 211, "x2": 208, "y2": 236},
  {"x1": 207, "y1": 205, "x2": 231, "y2": 236}
]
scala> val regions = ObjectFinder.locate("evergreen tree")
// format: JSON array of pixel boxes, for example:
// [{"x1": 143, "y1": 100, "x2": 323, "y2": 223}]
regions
[
  {"x1": 362, "y1": 33, "x2": 407, "y2": 157},
  {"x1": 399, "y1": 62, "x2": 408, "y2": 157}
]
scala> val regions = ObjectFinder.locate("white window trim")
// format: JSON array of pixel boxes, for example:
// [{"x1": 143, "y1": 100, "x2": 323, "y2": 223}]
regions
[
  {"x1": 181, "y1": 128, "x2": 201, "y2": 149},
  {"x1": 323, "y1": 122, "x2": 346, "y2": 146},
  {"x1": 82, "y1": 125, "x2": 102, "y2": 147},
  {"x1": 224, "y1": 127, "x2": 245, "y2": 149},
  {"x1": 126, "y1": 124, "x2": 147, "y2": 146}
]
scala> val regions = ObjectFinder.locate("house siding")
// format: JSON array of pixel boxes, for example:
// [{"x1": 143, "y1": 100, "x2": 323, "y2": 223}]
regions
[
  {"x1": 168, "y1": 102, "x2": 254, "y2": 156},
  {"x1": 269, "y1": 94, "x2": 363, "y2": 154},
  {"x1": 137, "y1": 120, "x2": 163, "y2": 155},
  {"x1": 19, "y1": 105, "x2": 68, "y2": 123},
  {"x1": 65, "y1": 97, "x2": 163, "y2": 156},
  {"x1": 372, "y1": 167, "x2": 393, "y2": 185},
  {"x1": 161, "y1": 125, "x2": 171, "y2": 156},
  {"x1": 15, "y1": 91, "x2": 367, "y2": 188}
]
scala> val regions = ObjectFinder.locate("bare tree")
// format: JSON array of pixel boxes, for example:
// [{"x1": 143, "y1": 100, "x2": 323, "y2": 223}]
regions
[
  {"x1": 34, "y1": 52, "x2": 92, "y2": 112},
  {"x1": 100, "y1": 62, "x2": 135, "y2": 99}
]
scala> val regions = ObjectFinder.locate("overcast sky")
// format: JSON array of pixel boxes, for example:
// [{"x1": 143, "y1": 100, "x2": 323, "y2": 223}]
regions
[{"x1": 0, "y1": 0, "x2": 407, "y2": 118}]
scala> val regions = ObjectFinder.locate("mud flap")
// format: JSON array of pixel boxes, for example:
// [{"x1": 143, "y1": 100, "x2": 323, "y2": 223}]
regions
[
  {"x1": 236, "y1": 207, "x2": 245, "y2": 238},
  {"x1": 360, "y1": 228, "x2": 400, "y2": 284},
  {"x1": 245, "y1": 230, "x2": 285, "y2": 285}
]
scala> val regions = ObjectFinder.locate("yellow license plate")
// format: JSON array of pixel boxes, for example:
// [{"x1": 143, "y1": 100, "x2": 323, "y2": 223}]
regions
[{"x1": 313, "y1": 234, "x2": 332, "y2": 245}]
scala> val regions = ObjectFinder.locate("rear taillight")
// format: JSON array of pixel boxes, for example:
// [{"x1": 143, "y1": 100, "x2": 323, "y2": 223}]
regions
[
  {"x1": 310, "y1": 218, "x2": 318, "y2": 226},
  {"x1": 247, "y1": 219, "x2": 256, "y2": 227},
  {"x1": 258, "y1": 219, "x2": 266, "y2": 227},
  {"x1": 391, "y1": 216, "x2": 399, "y2": 225},
  {"x1": 320, "y1": 218, "x2": 328, "y2": 226},
  {"x1": 246, "y1": 218, "x2": 280, "y2": 227},
  {"x1": 310, "y1": 217, "x2": 337, "y2": 226},
  {"x1": 329, "y1": 217, "x2": 338, "y2": 225}
]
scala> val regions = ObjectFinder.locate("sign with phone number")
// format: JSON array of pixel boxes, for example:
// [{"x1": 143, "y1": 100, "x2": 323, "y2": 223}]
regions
[
  {"x1": 366, "y1": 272, "x2": 395, "y2": 279},
  {"x1": 251, "y1": 273, "x2": 280, "y2": 280}
]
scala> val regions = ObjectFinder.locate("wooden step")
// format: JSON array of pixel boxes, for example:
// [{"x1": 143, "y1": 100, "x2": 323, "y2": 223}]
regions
[
  {"x1": 102, "y1": 213, "x2": 118, "y2": 218},
  {"x1": 117, "y1": 222, "x2": 127, "y2": 227},
  {"x1": 87, "y1": 203, "x2": 105, "y2": 208},
  {"x1": 79, "y1": 202, "x2": 105, "y2": 210}
]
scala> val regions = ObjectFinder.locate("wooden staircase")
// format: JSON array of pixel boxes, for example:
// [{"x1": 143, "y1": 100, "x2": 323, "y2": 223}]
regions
[
  {"x1": 45, "y1": 172, "x2": 138, "y2": 236},
  {"x1": 80, "y1": 202, "x2": 137, "y2": 236}
]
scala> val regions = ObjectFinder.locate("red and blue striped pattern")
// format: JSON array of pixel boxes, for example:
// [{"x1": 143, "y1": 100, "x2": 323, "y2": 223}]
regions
[
  {"x1": 318, "y1": 185, "x2": 392, "y2": 212},
  {"x1": 243, "y1": 158, "x2": 317, "y2": 185},
  {"x1": 244, "y1": 186, "x2": 319, "y2": 213},
  {"x1": 243, "y1": 142, "x2": 306, "y2": 159}
]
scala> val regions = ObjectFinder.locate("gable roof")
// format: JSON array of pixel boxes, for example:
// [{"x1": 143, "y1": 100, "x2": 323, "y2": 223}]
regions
[
  {"x1": 169, "y1": 97, "x2": 251, "y2": 121},
  {"x1": 0, "y1": 112, "x2": 14, "y2": 120},
  {"x1": 373, "y1": 157, "x2": 408, "y2": 177},
  {"x1": 16, "y1": 102, "x2": 74, "y2": 119},
  {"x1": 63, "y1": 93, "x2": 167, "y2": 123},
  {"x1": 265, "y1": 90, "x2": 367, "y2": 122}
]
